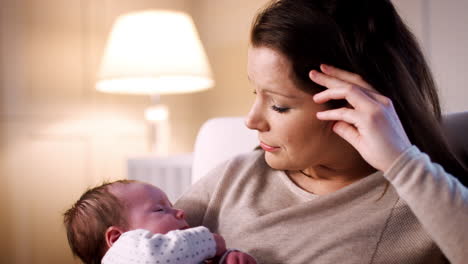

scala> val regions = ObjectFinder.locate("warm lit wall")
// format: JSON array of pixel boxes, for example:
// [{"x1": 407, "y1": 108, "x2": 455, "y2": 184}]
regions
[
  {"x1": 393, "y1": 0, "x2": 468, "y2": 113},
  {"x1": 0, "y1": 0, "x2": 192, "y2": 263},
  {"x1": 189, "y1": 0, "x2": 268, "y2": 120}
]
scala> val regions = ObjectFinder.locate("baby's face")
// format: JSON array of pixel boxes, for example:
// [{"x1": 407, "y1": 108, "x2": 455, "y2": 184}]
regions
[{"x1": 112, "y1": 182, "x2": 189, "y2": 234}]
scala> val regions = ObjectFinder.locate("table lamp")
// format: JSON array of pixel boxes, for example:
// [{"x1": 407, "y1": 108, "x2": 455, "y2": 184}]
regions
[{"x1": 96, "y1": 10, "x2": 214, "y2": 155}]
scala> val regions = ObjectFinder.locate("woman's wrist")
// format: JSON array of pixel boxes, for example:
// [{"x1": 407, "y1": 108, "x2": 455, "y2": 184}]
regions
[{"x1": 383, "y1": 145, "x2": 418, "y2": 176}]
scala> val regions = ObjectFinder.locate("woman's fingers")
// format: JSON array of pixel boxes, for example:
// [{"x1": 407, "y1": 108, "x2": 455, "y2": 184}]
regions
[
  {"x1": 320, "y1": 64, "x2": 373, "y2": 90},
  {"x1": 332, "y1": 121, "x2": 360, "y2": 149},
  {"x1": 315, "y1": 65, "x2": 391, "y2": 104},
  {"x1": 224, "y1": 251, "x2": 257, "y2": 264},
  {"x1": 309, "y1": 69, "x2": 348, "y2": 93},
  {"x1": 310, "y1": 70, "x2": 376, "y2": 109},
  {"x1": 316, "y1": 107, "x2": 358, "y2": 125},
  {"x1": 316, "y1": 107, "x2": 363, "y2": 149}
]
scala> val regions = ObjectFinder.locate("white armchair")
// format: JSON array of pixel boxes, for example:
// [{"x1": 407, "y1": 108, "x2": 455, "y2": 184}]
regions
[{"x1": 192, "y1": 117, "x2": 258, "y2": 183}]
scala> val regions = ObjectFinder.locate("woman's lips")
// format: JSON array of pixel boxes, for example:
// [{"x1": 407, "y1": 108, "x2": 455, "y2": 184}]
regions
[{"x1": 260, "y1": 142, "x2": 280, "y2": 152}]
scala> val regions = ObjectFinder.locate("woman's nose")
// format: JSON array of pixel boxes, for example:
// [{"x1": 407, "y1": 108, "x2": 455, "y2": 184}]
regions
[
  {"x1": 245, "y1": 103, "x2": 269, "y2": 132},
  {"x1": 175, "y1": 208, "x2": 185, "y2": 219}
]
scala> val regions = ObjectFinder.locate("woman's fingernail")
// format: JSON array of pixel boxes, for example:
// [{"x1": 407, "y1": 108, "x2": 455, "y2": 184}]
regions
[
  {"x1": 322, "y1": 64, "x2": 333, "y2": 72},
  {"x1": 310, "y1": 70, "x2": 317, "y2": 78}
]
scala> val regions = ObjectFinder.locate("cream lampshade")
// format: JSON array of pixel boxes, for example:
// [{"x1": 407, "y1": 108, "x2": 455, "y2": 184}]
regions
[
  {"x1": 96, "y1": 10, "x2": 214, "y2": 94},
  {"x1": 96, "y1": 10, "x2": 214, "y2": 155}
]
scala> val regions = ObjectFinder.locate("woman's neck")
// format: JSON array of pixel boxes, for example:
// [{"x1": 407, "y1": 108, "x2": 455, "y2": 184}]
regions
[{"x1": 287, "y1": 163, "x2": 376, "y2": 195}]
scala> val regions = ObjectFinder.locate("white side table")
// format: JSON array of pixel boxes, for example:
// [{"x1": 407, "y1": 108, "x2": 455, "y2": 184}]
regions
[{"x1": 127, "y1": 154, "x2": 193, "y2": 202}]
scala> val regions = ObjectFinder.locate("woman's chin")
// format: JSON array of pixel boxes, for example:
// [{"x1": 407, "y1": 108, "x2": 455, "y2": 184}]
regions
[
  {"x1": 264, "y1": 152, "x2": 311, "y2": 171},
  {"x1": 264, "y1": 152, "x2": 292, "y2": 170}
]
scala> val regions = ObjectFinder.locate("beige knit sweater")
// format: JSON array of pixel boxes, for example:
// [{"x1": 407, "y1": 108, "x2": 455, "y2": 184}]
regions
[{"x1": 175, "y1": 146, "x2": 467, "y2": 263}]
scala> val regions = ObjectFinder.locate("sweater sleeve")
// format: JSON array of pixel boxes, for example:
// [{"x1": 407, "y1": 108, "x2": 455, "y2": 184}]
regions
[
  {"x1": 384, "y1": 145, "x2": 468, "y2": 264},
  {"x1": 101, "y1": 226, "x2": 217, "y2": 264}
]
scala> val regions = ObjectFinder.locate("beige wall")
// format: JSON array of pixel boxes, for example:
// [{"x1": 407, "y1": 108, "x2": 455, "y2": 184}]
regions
[
  {"x1": 189, "y1": 0, "x2": 268, "y2": 119},
  {"x1": 392, "y1": 0, "x2": 468, "y2": 113},
  {"x1": 1, "y1": 0, "x2": 467, "y2": 263},
  {"x1": 427, "y1": 0, "x2": 468, "y2": 113},
  {"x1": 0, "y1": 0, "x2": 192, "y2": 263}
]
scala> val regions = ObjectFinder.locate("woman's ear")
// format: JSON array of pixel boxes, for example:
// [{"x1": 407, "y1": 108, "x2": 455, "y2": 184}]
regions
[{"x1": 105, "y1": 226, "x2": 124, "y2": 248}]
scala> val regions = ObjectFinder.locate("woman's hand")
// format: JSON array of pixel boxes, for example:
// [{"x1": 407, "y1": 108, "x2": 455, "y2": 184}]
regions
[
  {"x1": 310, "y1": 64, "x2": 412, "y2": 172},
  {"x1": 223, "y1": 251, "x2": 257, "y2": 264}
]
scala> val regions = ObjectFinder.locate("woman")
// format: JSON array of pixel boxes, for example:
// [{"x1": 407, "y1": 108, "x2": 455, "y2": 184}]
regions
[{"x1": 175, "y1": 0, "x2": 468, "y2": 263}]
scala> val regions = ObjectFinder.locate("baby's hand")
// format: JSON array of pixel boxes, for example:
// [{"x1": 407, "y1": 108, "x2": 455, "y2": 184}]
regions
[
  {"x1": 212, "y1": 233, "x2": 226, "y2": 257},
  {"x1": 224, "y1": 251, "x2": 257, "y2": 264}
]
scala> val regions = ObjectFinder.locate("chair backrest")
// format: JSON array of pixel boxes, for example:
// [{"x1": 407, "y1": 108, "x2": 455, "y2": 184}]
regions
[
  {"x1": 192, "y1": 112, "x2": 468, "y2": 183},
  {"x1": 442, "y1": 111, "x2": 468, "y2": 169},
  {"x1": 192, "y1": 117, "x2": 257, "y2": 183}
]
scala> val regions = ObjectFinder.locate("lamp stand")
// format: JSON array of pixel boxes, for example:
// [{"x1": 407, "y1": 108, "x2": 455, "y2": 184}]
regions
[{"x1": 146, "y1": 95, "x2": 170, "y2": 155}]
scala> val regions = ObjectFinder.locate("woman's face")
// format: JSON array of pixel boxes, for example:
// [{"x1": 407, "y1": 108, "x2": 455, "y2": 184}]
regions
[{"x1": 246, "y1": 46, "x2": 338, "y2": 171}]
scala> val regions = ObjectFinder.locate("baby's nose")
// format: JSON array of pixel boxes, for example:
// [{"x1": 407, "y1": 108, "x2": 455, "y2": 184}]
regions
[{"x1": 175, "y1": 209, "x2": 185, "y2": 219}]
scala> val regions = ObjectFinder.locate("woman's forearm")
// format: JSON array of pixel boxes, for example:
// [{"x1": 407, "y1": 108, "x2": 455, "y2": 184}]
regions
[{"x1": 384, "y1": 146, "x2": 468, "y2": 264}]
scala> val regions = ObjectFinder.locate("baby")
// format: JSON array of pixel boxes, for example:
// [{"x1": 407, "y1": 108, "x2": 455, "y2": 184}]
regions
[{"x1": 63, "y1": 179, "x2": 256, "y2": 264}]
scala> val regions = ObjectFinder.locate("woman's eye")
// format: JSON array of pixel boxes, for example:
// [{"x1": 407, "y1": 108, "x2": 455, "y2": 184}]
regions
[
  {"x1": 154, "y1": 208, "x2": 164, "y2": 212},
  {"x1": 271, "y1": 105, "x2": 290, "y2": 113}
]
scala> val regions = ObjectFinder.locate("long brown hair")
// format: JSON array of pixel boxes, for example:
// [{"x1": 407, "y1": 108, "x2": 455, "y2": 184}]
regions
[{"x1": 251, "y1": 0, "x2": 466, "y2": 185}]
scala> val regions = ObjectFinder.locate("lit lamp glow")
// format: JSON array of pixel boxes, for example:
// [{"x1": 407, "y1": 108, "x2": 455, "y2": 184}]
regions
[
  {"x1": 145, "y1": 105, "x2": 169, "y2": 122},
  {"x1": 96, "y1": 10, "x2": 214, "y2": 154}
]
